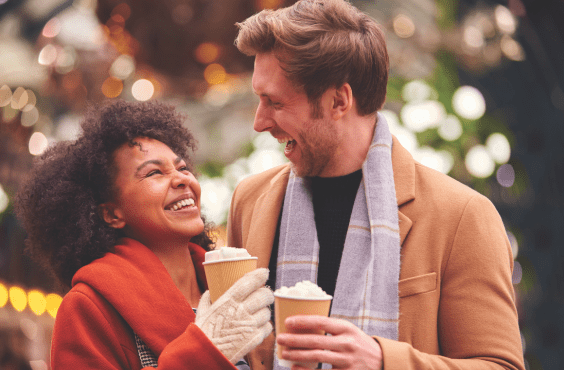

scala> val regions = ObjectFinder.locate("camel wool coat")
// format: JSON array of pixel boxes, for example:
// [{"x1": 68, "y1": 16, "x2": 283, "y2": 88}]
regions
[{"x1": 227, "y1": 136, "x2": 525, "y2": 370}]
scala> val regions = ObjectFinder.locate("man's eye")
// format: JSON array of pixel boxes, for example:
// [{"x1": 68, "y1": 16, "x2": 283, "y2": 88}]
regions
[{"x1": 178, "y1": 166, "x2": 189, "y2": 172}]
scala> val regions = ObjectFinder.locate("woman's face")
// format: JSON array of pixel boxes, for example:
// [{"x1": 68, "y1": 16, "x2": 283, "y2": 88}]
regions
[{"x1": 103, "y1": 137, "x2": 204, "y2": 248}]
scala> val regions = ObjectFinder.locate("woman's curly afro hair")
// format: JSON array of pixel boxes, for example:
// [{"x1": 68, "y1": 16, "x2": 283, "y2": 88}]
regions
[{"x1": 15, "y1": 99, "x2": 214, "y2": 289}]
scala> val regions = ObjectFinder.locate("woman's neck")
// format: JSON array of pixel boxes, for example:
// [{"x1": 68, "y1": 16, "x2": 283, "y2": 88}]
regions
[{"x1": 150, "y1": 242, "x2": 202, "y2": 308}]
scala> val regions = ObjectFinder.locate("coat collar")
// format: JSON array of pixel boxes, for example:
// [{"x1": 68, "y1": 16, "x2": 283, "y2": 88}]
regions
[{"x1": 245, "y1": 135, "x2": 415, "y2": 266}]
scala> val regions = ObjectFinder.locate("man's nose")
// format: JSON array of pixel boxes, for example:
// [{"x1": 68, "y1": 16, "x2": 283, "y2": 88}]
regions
[{"x1": 253, "y1": 101, "x2": 274, "y2": 133}]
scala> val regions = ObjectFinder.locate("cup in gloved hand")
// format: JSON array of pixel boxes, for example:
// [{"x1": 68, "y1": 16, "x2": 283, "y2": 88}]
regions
[{"x1": 196, "y1": 268, "x2": 274, "y2": 364}]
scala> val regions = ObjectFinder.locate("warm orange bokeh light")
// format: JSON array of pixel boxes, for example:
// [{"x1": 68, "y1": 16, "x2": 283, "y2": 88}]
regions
[
  {"x1": 9, "y1": 286, "x2": 27, "y2": 312},
  {"x1": 28, "y1": 290, "x2": 47, "y2": 316},
  {"x1": 255, "y1": 0, "x2": 284, "y2": 10},
  {"x1": 0, "y1": 283, "x2": 8, "y2": 308},
  {"x1": 101, "y1": 76, "x2": 124, "y2": 98},
  {"x1": 46, "y1": 294, "x2": 63, "y2": 318},
  {"x1": 195, "y1": 43, "x2": 220, "y2": 64},
  {"x1": 204, "y1": 64, "x2": 227, "y2": 85},
  {"x1": 112, "y1": 3, "x2": 132, "y2": 21}
]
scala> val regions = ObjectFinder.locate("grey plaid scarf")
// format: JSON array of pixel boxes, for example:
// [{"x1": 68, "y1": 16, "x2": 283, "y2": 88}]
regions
[{"x1": 274, "y1": 113, "x2": 400, "y2": 369}]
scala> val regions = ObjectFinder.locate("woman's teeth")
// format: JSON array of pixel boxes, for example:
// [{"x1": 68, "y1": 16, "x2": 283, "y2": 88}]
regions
[{"x1": 170, "y1": 198, "x2": 195, "y2": 211}]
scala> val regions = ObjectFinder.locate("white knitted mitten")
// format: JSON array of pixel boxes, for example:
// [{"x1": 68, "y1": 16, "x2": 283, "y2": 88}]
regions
[{"x1": 195, "y1": 268, "x2": 274, "y2": 363}]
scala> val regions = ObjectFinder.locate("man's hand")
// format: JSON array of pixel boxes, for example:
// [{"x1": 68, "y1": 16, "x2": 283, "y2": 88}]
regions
[{"x1": 276, "y1": 315, "x2": 383, "y2": 370}]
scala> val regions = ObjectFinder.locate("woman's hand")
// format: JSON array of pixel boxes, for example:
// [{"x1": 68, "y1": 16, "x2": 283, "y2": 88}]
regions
[{"x1": 195, "y1": 268, "x2": 274, "y2": 363}]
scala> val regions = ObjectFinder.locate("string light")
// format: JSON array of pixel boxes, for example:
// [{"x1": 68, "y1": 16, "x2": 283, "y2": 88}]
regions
[
  {"x1": 131, "y1": 79, "x2": 154, "y2": 101},
  {"x1": 29, "y1": 132, "x2": 49, "y2": 156},
  {"x1": 0, "y1": 282, "x2": 63, "y2": 318},
  {"x1": 452, "y1": 86, "x2": 486, "y2": 120},
  {"x1": 393, "y1": 14, "x2": 415, "y2": 38}
]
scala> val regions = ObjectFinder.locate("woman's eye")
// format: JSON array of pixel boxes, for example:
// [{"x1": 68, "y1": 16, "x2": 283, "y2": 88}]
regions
[{"x1": 146, "y1": 170, "x2": 161, "y2": 177}]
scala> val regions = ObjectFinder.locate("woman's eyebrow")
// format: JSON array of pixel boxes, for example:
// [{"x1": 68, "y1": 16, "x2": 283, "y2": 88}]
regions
[{"x1": 135, "y1": 159, "x2": 163, "y2": 175}]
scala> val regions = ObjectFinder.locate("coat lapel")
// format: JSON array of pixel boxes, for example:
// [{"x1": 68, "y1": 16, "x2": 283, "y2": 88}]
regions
[{"x1": 245, "y1": 165, "x2": 291, "y2": 268}]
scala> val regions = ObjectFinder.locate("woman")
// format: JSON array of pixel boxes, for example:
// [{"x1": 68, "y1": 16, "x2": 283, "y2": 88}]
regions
[{"x1": 15, "y1": 100, "x2": 273, "y2": 369}]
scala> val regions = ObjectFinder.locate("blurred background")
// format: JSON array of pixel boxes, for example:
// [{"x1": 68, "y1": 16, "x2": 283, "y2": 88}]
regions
[{"x1": 0, "y1": 0, "x2": 562, "y2": 369}]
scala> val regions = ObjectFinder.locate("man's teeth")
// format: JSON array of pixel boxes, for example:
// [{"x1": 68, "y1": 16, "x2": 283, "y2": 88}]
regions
[
  {"x1": 277, "y1": 137, "x2": 293, "y2": 144},
  {"x1": 170, "y1": 198, "x2": 195, "y2": 211}
]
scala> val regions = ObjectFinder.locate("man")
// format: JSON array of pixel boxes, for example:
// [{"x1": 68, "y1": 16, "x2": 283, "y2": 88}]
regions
[{"x1": 227, "y1": 1, "x2": 525, "y2": 369}]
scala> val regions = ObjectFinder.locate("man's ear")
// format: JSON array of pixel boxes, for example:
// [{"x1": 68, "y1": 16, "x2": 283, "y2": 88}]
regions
[
  {"x1": 98, "y1": 203, "x2": 126, "y2": 229},
  {"x1": 331, "y1": 83, "x2": 354, "y2": 120}
]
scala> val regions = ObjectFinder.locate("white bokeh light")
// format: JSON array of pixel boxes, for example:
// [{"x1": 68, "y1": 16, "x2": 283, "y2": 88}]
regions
[
  {"x1": 199, "y1": 177, "x2": 232, "y2": 225},
  {"x1": 400, "y1": 100, "x2": 446, "y2": 132},
  {"x1": 389, "y1": 125, "x2": 418, "y2": 154},
  {"x1": 495, "y1": 5, "x2": 517, "y2": 34},
  {"x1": 438, "y1": 115, "x2": 463, "y2": 141},
  {"x1": 380, "y1": 110, "x2": 400, "y2": 130},
  {"x1": 486, "y1": 133, "x2": 511, "y2": 163},
  {"x1": 414, "y1": 147, "x2": 454, "y2": 174},
  {"x1": 402, "y1": 80, "x2": 434, "y2": 102},
  {"x1": 131, "y1": 79, "x2": 154, "y2": 101},
  {"x1": 28, "y1": 132, "x2": 49, "y2": 156},
  {"x1": 110, "y1": 55, "x2": 135, "y2": 80},
  {"x1": 507, "y1": 231, "x2": 519, "y2": 259},
  {"x1": 0, "y1": 184, "x2": 9, "y2": 214},
  {"x1": 452, "y1": 86, "x2": 486, "y2": 120},
  {"x1": 247, "y1": 149, "x2": 287, "y2": 175},
  {"x1": 465, "y1": 145, "x2": 495, "y2": 178}
]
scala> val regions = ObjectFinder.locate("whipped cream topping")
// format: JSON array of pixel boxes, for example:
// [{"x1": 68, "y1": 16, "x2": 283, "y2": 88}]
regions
[
  {"x1": 205, "y1": 246, "x2": 251, "y2": 262},
  {"x1": 275, "y1": 280, "x2": 331, "y2": 299}
]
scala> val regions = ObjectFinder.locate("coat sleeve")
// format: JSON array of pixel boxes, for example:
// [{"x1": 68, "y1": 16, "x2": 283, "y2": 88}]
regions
[
  {"x1": 51, "y1": 290, "x2": 236, "y2": 370},
  {"x1": 376, "y1": 194, "x2": 525, "y2": 370}
]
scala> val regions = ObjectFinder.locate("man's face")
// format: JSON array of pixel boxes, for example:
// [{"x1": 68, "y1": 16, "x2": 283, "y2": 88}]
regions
[{"x1": 251, "y1": 52, "x2": 339, "y2": 177}]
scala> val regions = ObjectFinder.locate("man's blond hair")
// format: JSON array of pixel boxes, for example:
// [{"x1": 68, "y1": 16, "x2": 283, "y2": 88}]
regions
[{"x1": 235, "y1": 0, "x2": 389, "y2": 116}]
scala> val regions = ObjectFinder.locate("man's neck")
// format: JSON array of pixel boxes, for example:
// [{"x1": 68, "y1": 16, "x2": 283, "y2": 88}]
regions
[{"x1": 320, "y1": 112, "x2": 377, "y2": 177}]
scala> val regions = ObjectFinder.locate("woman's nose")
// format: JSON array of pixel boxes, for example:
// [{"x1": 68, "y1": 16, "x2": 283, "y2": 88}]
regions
[{"x1": 171, "y1": 171, "x2": 191, "y2": 189}]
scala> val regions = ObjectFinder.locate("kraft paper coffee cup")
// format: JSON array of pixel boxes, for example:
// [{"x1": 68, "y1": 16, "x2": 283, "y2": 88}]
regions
[
  {"x1": 203, "y1": 257, "x2": 258, "y2": 303},
  {"x1": 273, "y1": 293, "x2": 332, "y2": 369}
]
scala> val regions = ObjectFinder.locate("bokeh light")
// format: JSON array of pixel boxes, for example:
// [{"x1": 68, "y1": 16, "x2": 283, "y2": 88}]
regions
[
  {"x1": 21, "y1": 107, "x2": 40, "y2": 127},
  {"x1": 486, "y1": 133, "x2": 511, "y2": 163},
  {"x1": 465, "y1": 145, "x2": 495, "y2": 178},
  {"x1": 497, "y1": 163, "x2": 515, "y2": 187},
  {"x1": 131, "y1": 79, "x2": 154, "y2": 101},
  {"x1": 9, "y1": 286, "x2": 27, "y2": 312},
  {"x1": 199, "y1": 177, "x2": 232, "y2": 224},
  {"x1": 512, "y1": 260, "x2": 523, "y2": 285},
  {"x1": 463, "y1": 25, "x2": 485, "y2": 49},
  {"x1": 55, "y1": 46, "x2": 77, "y2": 74},
  {"x1": 438, "y1": 115, "x2": 463, "y2": 141},
  {"x1": 495, "y1": 5, "x2": 517, "y2": 34},
  {"x1": 500, "y1": 35, "x2": 525, "y2": 61},
  {"x1": 401, "y1": 100, "x2": 446, "y2": 132},
  {"x1": 507, "y1": 231, "x2": 519, "y2": 259},
  {"x1": 109, "y1": 54, "x2": 135, "y2": 80},
  {"x1": 0, "y1": 85, "x2": 12, "y2": 106},
  {"x1": 28, "y1": 290, "x2": 47, "y2": 316},
  {"x1": 402, "y1": 80, "x2": 434, "y2": 102},
  {"x1": 393, "y1": 14, "x2": 415, "y2": 38},
  {"x1": 28, "y1": 132, "x2": 49, "y2": 156},
  {"x1": 101, "y1": 76, "x2": 123, "y2": 98},
  {"x1": 38, "y1": 44, "x2": 58, "y2": 66},
  {"x1": 42, "y1": 17, "x2": 61, "y2": 38},
  {"x1": 0, "y1": 184, "x2": 8, "y2": 214},
  {"x1": 0, "y1": 283, "x2": 8, "y2": 307},
  {"x1": 21, "y1": 89, "x2": 37, "y2": 112},
  {"x1": 452, "y1": 86, "x2": 486, "y2": 120},
  {"x1": 195, "y1": 43, "x2": 220, "y2": 64},
  {"x1": 46, "y1": 294, "x2": 63, "y2": 318},
  {"x1": 414, "y1": 147, "x2": 454, "y2": 174},
  {"x1": 11, "y1": 86, "x2": 28, "y2": 110},
  {"x1": 204, "y1": 63, "x2": 227, "y2": 85}
]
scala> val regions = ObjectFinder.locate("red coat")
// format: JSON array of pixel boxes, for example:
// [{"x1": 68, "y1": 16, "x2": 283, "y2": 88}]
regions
[{"x1": 50, "y1": 237, "x2": 236, "y2": 369}]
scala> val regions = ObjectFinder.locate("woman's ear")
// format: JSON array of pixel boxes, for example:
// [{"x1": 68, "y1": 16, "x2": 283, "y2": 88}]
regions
[
  {"x1": 98, "y1": 203, "x2": 126, "y2": 229},
  {"x1": 331, "y1": 83, "x2": 353, "y2": 120}
]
